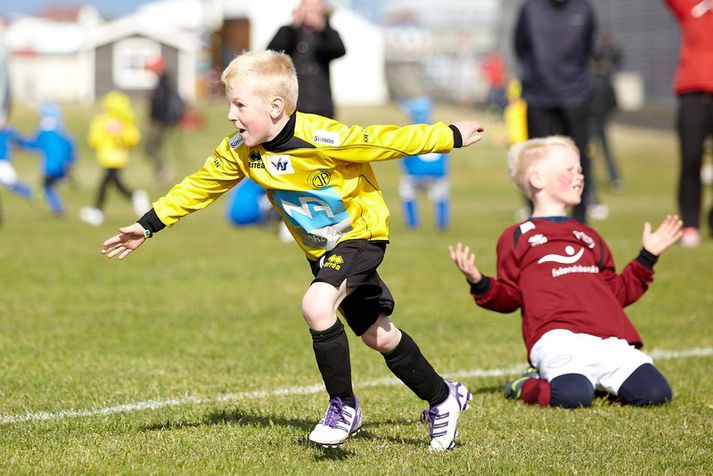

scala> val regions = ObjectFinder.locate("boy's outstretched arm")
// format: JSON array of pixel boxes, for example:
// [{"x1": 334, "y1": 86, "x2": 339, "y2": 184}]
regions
[
  {"x1": 642, "y1": 214, "x2": 683, "y2": 256},
  {"x1": 448, "y1": 242, "x2": 483, "y2": 283},
  {"x1": 101, "y1": 223, "x2": 148, "y2": 260},
  {"x1": 451, "y1": 121, "x2": 485, "y2": 147}
]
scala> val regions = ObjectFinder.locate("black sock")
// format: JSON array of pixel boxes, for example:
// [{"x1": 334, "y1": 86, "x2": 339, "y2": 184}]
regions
[
  {"x1": 310, "y1": 319, "x2": 356, "y2": 407},
  {"x1": 382, "y1": 330, "x2": 448, "y2": 407}
]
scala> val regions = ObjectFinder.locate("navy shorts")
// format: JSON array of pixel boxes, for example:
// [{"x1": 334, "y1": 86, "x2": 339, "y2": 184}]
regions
[{"x1": 308, "y1": 240, "x2": 395, "y2": 336}]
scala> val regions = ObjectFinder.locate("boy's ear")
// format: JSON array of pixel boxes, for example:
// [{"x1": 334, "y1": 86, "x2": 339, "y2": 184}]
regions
[
  {"x1": 269, "y1": 97, "x2": 286, "y2": 119},
  {"x1": 528, "y1": 170, "x2": 544, "y2": 191}
]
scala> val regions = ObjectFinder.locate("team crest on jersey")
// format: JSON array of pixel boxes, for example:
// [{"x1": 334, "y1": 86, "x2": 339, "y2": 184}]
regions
[
  {"x1": 313, "y1": 129, "x2": 340, "y2": 146},
  {"x1": 229, "y1": 132, "x2": 244, "y2": 149},
  {"x1": 308, "y1": 169, "x2": 332, "y2": 189},
  {"x1": 573, "y1": 230, "x2": 595, "y2": 248},
  {"x1": 267, "y1": 155, "x2": 294, "y2": 175}
]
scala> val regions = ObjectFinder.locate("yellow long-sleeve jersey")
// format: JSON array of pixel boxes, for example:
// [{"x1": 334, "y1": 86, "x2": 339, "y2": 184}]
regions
[{"x1": 151, "y1": 112, "x2": 457, "y2": 259}]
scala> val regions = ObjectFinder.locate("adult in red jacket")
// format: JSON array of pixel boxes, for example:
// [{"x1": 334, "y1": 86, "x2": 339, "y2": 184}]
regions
[
  {"x1": 450, "y1": 137, "x2": 682, "y2": 408},
  {"x1": 664, "y1": 0, "x2": 713, "y2": 247}
]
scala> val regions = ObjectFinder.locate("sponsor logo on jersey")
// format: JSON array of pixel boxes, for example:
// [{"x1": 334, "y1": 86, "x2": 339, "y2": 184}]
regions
[
  {"x1": 229, "y1": 132, "x2": 244, "y2": 149},
  {"x1": 538, "y1": 245, "x2": 584, "y2": 265},
  {"x1": 313, "y1": 129, "x2": 340, "y2": 146},
  {"x1": 573, "y1": 230, "x2": 595, "y2": 248},
  {"x1": 324, "y1": 254, "x2": 344, "y2": 270},
  {"x1": 538, "y1": 245, "x2": 599, "y2": 278},
  {"x1": 363, "y1": 130, "x2": 369, "y2": 143},
  {"x1": 308, "y1": 170, "x2": 332, "y2": 189},
  {"x1": 528, "y1": 234, "x2": 548, "y2": 247},
  {"x1": 211, "y1": 153, "x2": 223, "y2": 168},
  {"x1": 267, "y1": 155, "x2": 294, "y2": 175},
  {"x1": 248, "y1": 150, "x2": 264, "y2": 169},
  {"x1": 273, "y1": 188, "x2": 351, "y2": 250}
]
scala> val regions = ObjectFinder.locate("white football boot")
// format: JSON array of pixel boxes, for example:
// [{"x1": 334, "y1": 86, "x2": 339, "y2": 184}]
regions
[
  {"x1": 79, "y1": 206, "x2": 104, "y2": 226},
  {"x1": 308, "y1": 397, "x2": 362, "y2": 447},
  {"x1": 131, "y1": 189, "x2": 151, "y2": 217},
  {"x1": 421, "y1": 380, "x2": 472, "y2": 451}
]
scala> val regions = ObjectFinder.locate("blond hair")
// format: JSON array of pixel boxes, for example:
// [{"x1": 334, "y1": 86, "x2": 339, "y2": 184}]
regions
[
  {"x1": 507, "y1": 136, "x2": 578, "y2": 198},
  {"x1": 221, "y1": 50, "x2": 298, "y2": 115}
]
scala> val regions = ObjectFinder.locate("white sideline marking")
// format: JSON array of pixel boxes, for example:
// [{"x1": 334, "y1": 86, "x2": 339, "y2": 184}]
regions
[{"x1": 1, "y1": 346, "x2": 711, "y2": 425}]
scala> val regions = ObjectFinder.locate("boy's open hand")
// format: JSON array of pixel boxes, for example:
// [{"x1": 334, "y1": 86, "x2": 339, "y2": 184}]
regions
[
  {"x1": 642, "y1": 214, "x2": 683, "y2": 256},
  {"x1": 101, "y1": 223, "x2": 147, "y2": 260},
  {"x1": 448, "y1": 242, "x2": 483, "y2": 283},
  {"x1": 452, "y1": 121, "x2": 486, "y2": 147}
]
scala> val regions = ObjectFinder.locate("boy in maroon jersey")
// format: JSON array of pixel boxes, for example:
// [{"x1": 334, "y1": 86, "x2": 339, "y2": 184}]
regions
[{"x1": 449, "y1": 136, "x2": 683, "y2": 408}]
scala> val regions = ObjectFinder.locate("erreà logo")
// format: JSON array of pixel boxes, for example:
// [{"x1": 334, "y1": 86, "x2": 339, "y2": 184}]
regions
[
  {"x1": 324, "y1": 254, "x2": 343, "y2": 270},
  {"x1": 313, "y1": 129, "x2": 340, "y2": 146},
  {"x1": 229, "y1": 132, "x2": 244, "y2": 149}
]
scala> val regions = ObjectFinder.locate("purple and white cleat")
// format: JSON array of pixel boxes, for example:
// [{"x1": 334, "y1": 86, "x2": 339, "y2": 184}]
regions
[
  {"x1": 308, "y1": 396, "x2": 363, "y2": 447},
  {"x1": 421, "y1": 380, "x2": 472, "y2": 451}
]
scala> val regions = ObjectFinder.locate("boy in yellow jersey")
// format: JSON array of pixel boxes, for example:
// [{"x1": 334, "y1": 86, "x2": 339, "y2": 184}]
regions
[
  {"x1": 101, "y1": 50, "x2": 485, "y2": 451},
  {"x1": 81, "y1": 91, "x2": 150, "y2": 226}
]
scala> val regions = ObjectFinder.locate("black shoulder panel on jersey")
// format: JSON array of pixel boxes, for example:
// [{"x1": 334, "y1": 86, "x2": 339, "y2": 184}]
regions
[{"x1": 513, "y1": 227, "x2": 522, "y2": 247}]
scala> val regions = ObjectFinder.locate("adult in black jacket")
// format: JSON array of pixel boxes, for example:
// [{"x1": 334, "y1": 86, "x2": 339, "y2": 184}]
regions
[
  {"x1": 267, "y1": 0, "x2": 345, "y2": 119},
  {"x1": 146, "y1": 57, "x2": 184, "y2": 183},
  {"x1": 514, "y1": 0, "x2": 596, "y2": 222}
]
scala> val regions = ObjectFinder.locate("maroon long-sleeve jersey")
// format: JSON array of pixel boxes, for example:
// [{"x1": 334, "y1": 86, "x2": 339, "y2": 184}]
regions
[{"x1": 471, "y1": 217, "x2": 656, "y2": 354}]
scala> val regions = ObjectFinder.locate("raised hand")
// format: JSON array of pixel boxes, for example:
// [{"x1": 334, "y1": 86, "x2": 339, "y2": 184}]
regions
[
  {"x1": 448, "y1": 242, "x2": 483, "y2": 283},
  {"x1": 642, "y1": 214, "x2": 683, "y2": 256},
  {"x1": 451, "y1": 121, "x2": 486, "y2": 147},
  {"x1": 101, "y1": 223, "x2": 147, "y2": 260}
]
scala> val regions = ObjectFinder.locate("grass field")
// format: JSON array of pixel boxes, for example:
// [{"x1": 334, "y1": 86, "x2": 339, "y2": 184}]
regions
[{"x1": 1, "y1": 101, "x2": 712, "y2": 474}]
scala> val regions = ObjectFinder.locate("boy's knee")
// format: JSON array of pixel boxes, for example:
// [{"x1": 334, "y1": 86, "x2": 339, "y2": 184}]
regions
[
  {"x1": 301, "y1": 284, "x2": 340, "y2": 330},
  {"x1": 549, "y1": 374, "x2": 595, "y2": 408},
  {"x1": 618, "y1": 363, "x2": 672, "y2": 406},
  {"x1": 361, "y1": 316, "x2": 400, "y2": 352}
]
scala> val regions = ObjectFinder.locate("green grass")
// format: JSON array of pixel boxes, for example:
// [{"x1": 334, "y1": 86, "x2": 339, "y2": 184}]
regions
[{"x1": 1, "y1": 102, "x2": 712, "y2": 474}]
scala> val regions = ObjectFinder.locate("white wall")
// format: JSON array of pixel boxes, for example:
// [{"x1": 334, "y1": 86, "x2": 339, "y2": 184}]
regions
[{"x1": 10, "y1": 56, "x2": 83, "y2": 103}]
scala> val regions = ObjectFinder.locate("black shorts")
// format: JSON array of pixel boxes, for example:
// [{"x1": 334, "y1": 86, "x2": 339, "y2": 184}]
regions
[{"x1": 308, "y1": 240, "x2": 395, "y2": 336}]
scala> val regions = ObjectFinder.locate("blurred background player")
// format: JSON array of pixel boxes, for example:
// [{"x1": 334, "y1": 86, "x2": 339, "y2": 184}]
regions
[
  {"x1": 0, "y1": 119, "x2": 34, "y2": 219},
  {"x1": 588, "y1": 37, "x2": 623, "y2": 194},
  {"x1": 663, "y1": 0, "x2": 713, "y2": 247},
  {"x1": 22, "y1": 103, "x2": 76, "y2": 216},
  {"x1": 399, "y1": 96, "x2": 450, "y2": 231},
  {"x1": 145, "y1": 56, "x2": 184, "y2": 184},
  {"x1": 80, "y1": 91, "x2": 149, "y2": 226}
]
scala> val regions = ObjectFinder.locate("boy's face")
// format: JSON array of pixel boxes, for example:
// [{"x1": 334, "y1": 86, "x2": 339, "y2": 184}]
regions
[
  {"x1": 534, "y1": 145, "x2": 583, "y2": 206},
  {"x1": 225, "y1": 82, "x2": 275, "y2": 147}
]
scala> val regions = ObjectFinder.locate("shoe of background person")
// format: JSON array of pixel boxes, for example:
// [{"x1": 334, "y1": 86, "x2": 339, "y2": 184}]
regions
[
  {"x1": 79, "y1": 206, "x2": 104, "y2": 227},
  {"x1": 587, "y1": 203, "x2": 610, "y2": 221},
  {"x1": 132, "y1": 190, "x2": 151, "y2": 217},
  {"x1": 504, "y1": 367, "x2": 539, "y2": 399},
  {"x1": 308, "y1": 397, "x2": 362, "y2": 447},
  {"x1": 610, "y1": 179, "x2": 624, "y2": 194},
  {"x1": 420, "y1": 379, "x2": 472, "y2": 451},
  {"x1": 681, "y1": 227, "x2": 701, "y2": 248}
]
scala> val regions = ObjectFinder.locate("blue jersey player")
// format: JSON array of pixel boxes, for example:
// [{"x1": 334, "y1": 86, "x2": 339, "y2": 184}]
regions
[{"x1": 400, "y1": 97, "x2": 450, "y2": 230}]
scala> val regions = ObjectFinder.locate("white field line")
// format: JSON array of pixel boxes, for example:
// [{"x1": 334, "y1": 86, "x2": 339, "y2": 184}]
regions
[{"x1": 1, "y1": 346, "x2": 711, "y2": 425}]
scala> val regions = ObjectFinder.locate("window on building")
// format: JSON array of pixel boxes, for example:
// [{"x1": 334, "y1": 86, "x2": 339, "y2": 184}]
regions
[{"x1": 113, "y1": 37, "x2": 161, "y2": 89}]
